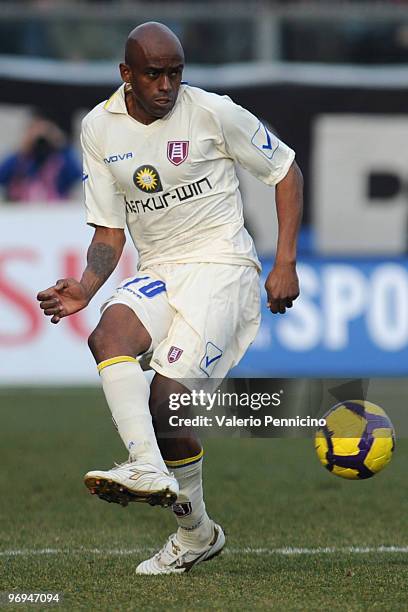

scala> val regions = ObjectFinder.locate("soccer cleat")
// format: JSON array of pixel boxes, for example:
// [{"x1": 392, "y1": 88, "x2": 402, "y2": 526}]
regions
[
  {"x1": 84, "y1": 462, "x2": 179, "y2": 508},
  {"x1": 135, "y1": 522, "x2": 225, "y2": 575}
]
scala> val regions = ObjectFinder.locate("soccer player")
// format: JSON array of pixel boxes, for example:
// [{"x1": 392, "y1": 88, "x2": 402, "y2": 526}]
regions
[{"x1": 37, "y1": 22, "x2": 303, "y2": 574}]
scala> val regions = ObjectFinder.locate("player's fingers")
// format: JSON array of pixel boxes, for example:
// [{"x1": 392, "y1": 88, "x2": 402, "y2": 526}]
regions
[
  {"x1": 55, "y1": 279, "x2": 69, "y2": 292},
  {"x1": 267, "y1": 297, "x2": 289, "y2": 314},
  {"x1": 39, "y1": 298, "x2": 60, "y2": 311},
  {"x1": 267, "y1": 299, "x2": 279, "y2": 314},
  {"x1": 51, "y1": 314, "x2": 61, "y2": 324},
  {"x1": 44, "y1": 306, "x2": 64, "y2": 316},
  {"x1": 37, "y1": 279, "x2": 69, "y2": 301},
  {"x1": 37, "y1": 289, "x2": 55, "y2": 301},
  {"x1": 286, "y1": 299, "x2": 293, "y2": 308}
]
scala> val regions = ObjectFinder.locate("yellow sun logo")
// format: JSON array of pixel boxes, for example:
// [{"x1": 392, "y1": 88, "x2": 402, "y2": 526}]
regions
[
  {"x1": 133, "y1": 164, "x2": 163, "y2": 193},
  {"x1": 135, "y1": 167, "x2": 158, "y2": 192}
]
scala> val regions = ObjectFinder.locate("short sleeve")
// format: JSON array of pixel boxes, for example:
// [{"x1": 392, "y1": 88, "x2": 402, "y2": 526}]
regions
[
  {"x1": 81, "y1": 119, "x2": 126, "y2": 228},
  {"x1": 215, "y1": 96, "x2": 295, "y2": 186}
]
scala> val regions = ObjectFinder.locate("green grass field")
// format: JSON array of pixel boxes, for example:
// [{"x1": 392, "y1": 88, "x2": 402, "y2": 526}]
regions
[{"x1": 1, "y1": 388, "x2": 407, "y2": 611}]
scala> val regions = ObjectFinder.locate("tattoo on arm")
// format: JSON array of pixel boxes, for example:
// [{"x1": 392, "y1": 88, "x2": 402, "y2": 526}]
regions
[{"x1": 87, "y1": 242, "x2": 118, "y2": 282}]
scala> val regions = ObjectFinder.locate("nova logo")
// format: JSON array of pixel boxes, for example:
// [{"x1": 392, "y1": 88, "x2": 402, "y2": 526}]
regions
[{"x1": 104, "y1": 152, "x2": 133, "y2": 164}]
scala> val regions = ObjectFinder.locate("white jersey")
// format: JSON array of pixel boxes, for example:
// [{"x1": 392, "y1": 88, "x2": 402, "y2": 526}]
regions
[{"x1": 81, "y1": 83, "x2": 295, "y2": 271}]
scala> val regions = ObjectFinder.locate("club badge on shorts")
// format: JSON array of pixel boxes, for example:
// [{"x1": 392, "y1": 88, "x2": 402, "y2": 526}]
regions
[
  {"x1": 168, "y1": 346, "x2": 183, "y2": 363},
  {"x1": 167, "y1": 141, "x2": 189, "y2": 166}
]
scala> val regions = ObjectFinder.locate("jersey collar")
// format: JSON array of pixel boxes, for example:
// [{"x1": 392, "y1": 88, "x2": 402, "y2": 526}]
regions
[
  {"x1": 104, "y1": 82, "x2": 186, "y2": 118},
  {"x1": 104, "y1": 83, "x2": 128, "y2": 114}
]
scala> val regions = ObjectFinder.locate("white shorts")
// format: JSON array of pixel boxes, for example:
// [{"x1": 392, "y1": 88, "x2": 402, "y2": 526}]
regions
[{"x1": 101, "y1": 263, "x2": 261, "y2": 384}]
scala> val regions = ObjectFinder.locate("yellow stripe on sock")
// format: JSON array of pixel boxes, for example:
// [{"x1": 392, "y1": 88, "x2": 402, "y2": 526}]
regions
[
  {"x1": 97, "y1": 355, "x2": 139, "y2": 373},
  {"x1": 165, "y1": 449, "x2": 204, "y2": 468}
]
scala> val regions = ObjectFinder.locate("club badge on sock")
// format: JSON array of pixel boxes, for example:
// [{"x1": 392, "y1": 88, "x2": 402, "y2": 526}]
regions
[{"x1": 172, "y1": 502, "x2": 192, "y2": 517}]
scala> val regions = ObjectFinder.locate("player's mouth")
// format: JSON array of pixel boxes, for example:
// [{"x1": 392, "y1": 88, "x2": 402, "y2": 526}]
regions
[{"x1": 154, "y1": 97, "x2": 172, "y2": 106}]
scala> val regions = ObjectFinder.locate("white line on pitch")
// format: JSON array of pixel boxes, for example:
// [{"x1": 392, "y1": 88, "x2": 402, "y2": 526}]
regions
[{"x1": 1, "y1": 546, "x2": 408, "y2": 557}]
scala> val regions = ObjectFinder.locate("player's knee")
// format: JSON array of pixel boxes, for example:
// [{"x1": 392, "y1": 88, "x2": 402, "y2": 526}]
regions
[
  {"x1": 88, "y1": 326, "x2": 109, "y2": 361},
  {"x1": 88, "y1": 321, "x2": 150, "y2": 363},
  {"x1": 88, "y1": 325, "x2": 124, "y2": 363}
]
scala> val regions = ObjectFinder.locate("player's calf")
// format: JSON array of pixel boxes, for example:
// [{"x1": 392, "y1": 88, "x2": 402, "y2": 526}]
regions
[{"x1": 85, "y1": 306, "x2": 175, "y2": 506}]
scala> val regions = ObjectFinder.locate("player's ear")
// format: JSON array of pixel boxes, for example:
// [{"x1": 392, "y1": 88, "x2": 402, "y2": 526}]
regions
[{"x1": 119, "y1": 63, "x2": 131, "y2": 84}]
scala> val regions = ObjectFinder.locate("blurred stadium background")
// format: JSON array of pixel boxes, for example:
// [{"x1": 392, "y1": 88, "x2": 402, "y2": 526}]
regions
[{"x1": 2, "y1": 0, "x2": 408, "y2": 384}]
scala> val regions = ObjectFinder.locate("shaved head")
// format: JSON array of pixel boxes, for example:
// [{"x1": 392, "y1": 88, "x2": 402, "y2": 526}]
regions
[
  {"x1": 120, "y1": 22, "x2": 185, "y2": 124},
  {"x1": 125, "y1": 22, "x2": 184, "y2": 66}
]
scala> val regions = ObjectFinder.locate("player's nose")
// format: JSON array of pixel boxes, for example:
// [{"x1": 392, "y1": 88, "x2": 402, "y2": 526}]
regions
[{"x1": 158, "y1": 74, "x2": 171, "y2": 93}]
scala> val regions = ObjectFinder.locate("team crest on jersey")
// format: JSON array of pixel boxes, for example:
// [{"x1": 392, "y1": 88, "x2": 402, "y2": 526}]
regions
[
  {"x1": 167, "y1": 141, "x2": 189, "y2": 166},
  {"x1": 168, "y1": 346, "x2": 183, "y2": 363},
  {"x1": 133, "y1": 165, "x2": 163, "y2": 193}
]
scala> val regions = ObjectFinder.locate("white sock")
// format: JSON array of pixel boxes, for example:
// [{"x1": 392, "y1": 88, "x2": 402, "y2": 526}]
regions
[
  {"x1": 169, "y1": 457, "x2": 213, "y2": 551},
  {"x1": 98, "y1": 357, "x2": 167, "y2": 472}
]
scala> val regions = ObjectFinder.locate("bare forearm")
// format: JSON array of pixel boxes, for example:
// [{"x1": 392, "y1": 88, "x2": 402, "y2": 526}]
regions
[
  {"x1": 274, "y1": 161, "x2": 303, "y2": 265},
  {"x1": 80, "y1": 227, "x2": 125, "y2": 301}
]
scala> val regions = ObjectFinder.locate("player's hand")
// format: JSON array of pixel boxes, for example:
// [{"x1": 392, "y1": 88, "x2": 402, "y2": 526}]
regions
[
  {"x1": 264, "y1": 263, "x2": 300, "y2": 314},
  {"x1": 37, "y1": 278, "x2": 90, "y2": 324}
]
